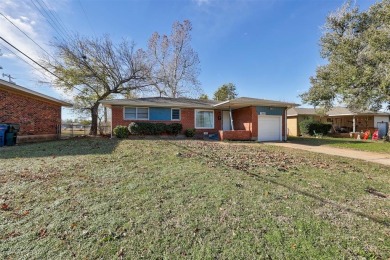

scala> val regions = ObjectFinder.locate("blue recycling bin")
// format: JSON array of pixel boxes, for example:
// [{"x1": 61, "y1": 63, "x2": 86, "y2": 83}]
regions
[
  {"x1": 0, "y1": 124, "x2": 9, "y2": 147},
  {"x1": 3, "y1": 123, "x2": 20, "y2": 146}
]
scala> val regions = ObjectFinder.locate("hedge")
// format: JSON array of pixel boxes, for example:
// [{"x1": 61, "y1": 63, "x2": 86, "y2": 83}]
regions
[
  {"x1": 128, "y1": 122, "x2": 183, "y2": 136},
  {"x1": 299, "y1": 119, "x2": 332, "y2": 136}
]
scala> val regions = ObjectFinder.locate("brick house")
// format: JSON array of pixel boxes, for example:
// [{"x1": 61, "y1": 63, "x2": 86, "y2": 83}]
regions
[
  {"x1": 287, "y1": 107, "x2": 390, "y2": 137},
  {"x1": 101, "y1": 97, "x2": 297, "y2": 141},
  {"x1": 0, "y1": 79, "x2": 72, "y2": 143}
]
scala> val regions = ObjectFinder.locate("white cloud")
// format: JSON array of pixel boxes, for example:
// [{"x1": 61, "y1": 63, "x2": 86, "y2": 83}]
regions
[{"x1": 0, "y1": 0, "x2": 70, "y2": 98}]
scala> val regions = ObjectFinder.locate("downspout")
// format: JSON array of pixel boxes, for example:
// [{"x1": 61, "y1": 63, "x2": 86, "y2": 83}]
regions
[{"x1": 229, "y1": 106, "x2": 234, "y2": 130}]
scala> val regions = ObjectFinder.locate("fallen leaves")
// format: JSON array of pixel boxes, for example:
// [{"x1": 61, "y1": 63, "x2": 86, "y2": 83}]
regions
[
  {"x1": 1, "y1": 203, "x2": 11, "y2": 211},
  {"x1": 177, "y1": 141, "x2": 341, "y2": 174},
  {"x1": 38, "y1": 228, "x2": 48, "y2": 238}
]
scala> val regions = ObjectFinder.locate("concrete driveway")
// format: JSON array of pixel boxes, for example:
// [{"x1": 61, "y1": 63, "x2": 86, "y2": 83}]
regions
[{"x1": 265, "y1": 142, "x2": 390, "y2": 166}]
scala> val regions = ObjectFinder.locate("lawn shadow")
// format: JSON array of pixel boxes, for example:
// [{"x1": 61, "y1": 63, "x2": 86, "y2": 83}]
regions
[
  {"x1": 0, "y1": 137, "x2": 121, "y2": 159},
  {"x1": 171, "y1": 141, "x2": 390, "y2": 228}
]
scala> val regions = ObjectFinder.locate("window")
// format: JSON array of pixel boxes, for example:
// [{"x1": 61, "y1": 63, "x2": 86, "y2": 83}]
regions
[
  {"x1": 171, "y1": 108, "x2": 180, "y2": 120},
  {"x1": 124, "y1": 107, "x2": 136, "y2": 119},
  {"x1": 195, "y1": 110, "x2": 214, "y2": 129},
  {"x1": 137, "y1": 108, "x2": 149, "y2": 120},
  {"x1": 124, "y1": 107, "x2": 149, "y2": 120}
]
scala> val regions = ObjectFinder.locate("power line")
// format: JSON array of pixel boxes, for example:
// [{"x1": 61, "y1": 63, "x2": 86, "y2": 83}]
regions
[
  {"x1": 0, "y1": 42, "x2": 48, "y2": 77},
  {"x1": 77, "y1": 0, "x2": 97, "y2": 37},
  {"x1": 38, "y1": 0, "x2": 73, "y2": 39},
  {"x1": 0, "y1": 12, "x2": 58, "y2": 62},
  {"x1": 0, "y1": 36, "x2": 82, "y2": 92},
  {"x1": 30, "y1": 0, "x2": 69, "y2": 42}
]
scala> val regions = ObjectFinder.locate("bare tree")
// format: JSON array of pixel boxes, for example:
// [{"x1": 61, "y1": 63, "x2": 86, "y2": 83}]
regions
[
  {"x1": 148, "y1": 20, "x2": 201, "y2": 98},
  {"x1": 45, "y1": 35, "x2": 151, "y2": 135}
]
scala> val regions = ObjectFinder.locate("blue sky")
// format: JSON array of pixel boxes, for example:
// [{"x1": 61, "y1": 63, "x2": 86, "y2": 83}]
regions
[{"x1": 0, "y1": 0, "x2": 376, "y2": 119}]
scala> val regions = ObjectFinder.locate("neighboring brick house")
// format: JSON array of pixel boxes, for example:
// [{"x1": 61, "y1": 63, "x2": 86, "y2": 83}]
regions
[
  {"x1": 287, "y1": 107, "x2": 390, "y2": 137},
  {"x1": 101, "y1": 97, "x2": 297, "y2": 141},
  {"x1": 0, "y1": 79, "x2": 72, "y2": 143}
]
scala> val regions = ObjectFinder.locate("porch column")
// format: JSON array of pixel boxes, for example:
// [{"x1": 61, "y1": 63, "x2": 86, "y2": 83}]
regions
[
  {"x1": 229, "y1": 107, "x2": 234, "y2": 130},
  {"x1": 352, "y1": 116, "x2": 356, "y2": 132}
]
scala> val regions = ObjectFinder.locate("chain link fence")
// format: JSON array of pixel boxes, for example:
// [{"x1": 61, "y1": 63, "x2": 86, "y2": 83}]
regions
[{"x1": 61, "y1": 124, "x2": 111, "y2": 138}]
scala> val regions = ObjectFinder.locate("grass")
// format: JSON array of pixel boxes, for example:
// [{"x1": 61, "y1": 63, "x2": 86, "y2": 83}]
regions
[
  {"x1": 288, "y1": 136, "x2": 390, "y2": 154},
  {"x1": 1, "y1": 138, "x2": 389, "y2": 259}
]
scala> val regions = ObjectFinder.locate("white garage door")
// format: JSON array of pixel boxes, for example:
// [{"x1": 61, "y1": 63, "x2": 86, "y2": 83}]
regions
[{"x1": 258, "y1": 115, "x2": 282, "y2": 141}]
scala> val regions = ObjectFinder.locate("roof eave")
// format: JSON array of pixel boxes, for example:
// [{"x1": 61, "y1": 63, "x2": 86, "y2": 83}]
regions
[{"x1": 0, "y1": 80, "x2": 72, "y2": 107}]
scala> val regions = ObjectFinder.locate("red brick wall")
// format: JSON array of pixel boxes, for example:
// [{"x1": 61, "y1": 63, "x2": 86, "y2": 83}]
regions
[
  {"x1": 232, "y1": 106, "x2": 257, "y2": 138},
  {"x1": 0, "y1": 89, "x2": 61, "y2": 135},
  {"x1": 111, "y1": 106, "x2": 222, "y2": 134},
  {"x1": 219, "y1": 130, "x2": 251, "y2": 141}
]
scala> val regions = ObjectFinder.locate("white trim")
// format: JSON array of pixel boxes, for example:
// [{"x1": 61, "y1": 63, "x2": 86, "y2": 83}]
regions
[
  {"x1": 284, "y1": 109, "x2": 287, "y2": 141},
  {"x1": 171, "y1": 108, "x2": 181, "y2": 121},
  {"x1": 194, "y1": 109, "x2": 215, "y2": 129},
  {"x1": 123, "y1": 107, "x2": 149, "y2": 120}
]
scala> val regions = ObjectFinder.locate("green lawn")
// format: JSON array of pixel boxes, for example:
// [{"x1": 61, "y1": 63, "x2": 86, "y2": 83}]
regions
[
  {"x1": 288, "y1": 136, "x2": 390, "y2": 154},
  {"x1": 1, "y1": 138, "x2": 389, "y2": 259}
]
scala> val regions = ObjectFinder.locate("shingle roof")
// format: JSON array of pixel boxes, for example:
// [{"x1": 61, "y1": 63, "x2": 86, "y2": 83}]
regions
[
  {"x1": 287, "y1": 107, "x2": 320, "y2": 116},
  {"x1": 101, "y1": 96, "x2": 299, "y2": 109},
  {"x1": 100, "y1": 97, "x2": 219, "y2": 108},
  {"x1": 213, "y1": 97, "x2": 298, "y2": 109},
  {"x1": 287, "y1": 107, "x2": 390, "y2": 117}
]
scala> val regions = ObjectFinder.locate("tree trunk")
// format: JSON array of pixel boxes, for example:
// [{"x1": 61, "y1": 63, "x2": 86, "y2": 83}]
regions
[{"x1": 90, "y1": 104, "x2": 99, "y2": 135}]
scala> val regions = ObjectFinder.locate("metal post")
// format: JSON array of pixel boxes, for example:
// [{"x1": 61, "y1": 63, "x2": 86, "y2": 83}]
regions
[
  {"x1": 229, "y1": 106, "x2": 234, "y2": 131},
  {"x1": 352, "y1": 116, "x2": 356, "y2": 132}
]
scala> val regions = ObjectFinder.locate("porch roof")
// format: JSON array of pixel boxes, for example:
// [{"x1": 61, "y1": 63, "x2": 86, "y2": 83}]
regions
[{"x1": 213, "y1": 97, "x2": 298, "y2": 110}]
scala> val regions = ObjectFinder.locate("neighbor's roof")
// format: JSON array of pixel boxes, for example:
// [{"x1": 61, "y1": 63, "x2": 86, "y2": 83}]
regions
[
  {"x1": 100, "y1": 97, "x2": 219, "y2": 108},
  {"x1": 287, "y1": 107, "x2": 323, "y2": 116},
  {"x1": 287, "y1": 107, "x2": 390, "y2": 117},
  {"x1": 101, "y1": 96, "x2": 299, "y2": 109},
  {"x1": 0, "y1": 79, "x2": 72, "y2": 107},
  {"x1": 213, "y1": 97, "x2": 299, "y2": 109}
]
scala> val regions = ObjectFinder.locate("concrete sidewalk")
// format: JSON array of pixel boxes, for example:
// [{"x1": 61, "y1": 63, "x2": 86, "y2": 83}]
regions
[{"x1": 265, "y1": 142, "x2": 390, "y2": 166}]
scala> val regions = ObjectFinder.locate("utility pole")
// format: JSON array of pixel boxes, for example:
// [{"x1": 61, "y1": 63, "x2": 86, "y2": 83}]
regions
[{"x1": 2, "y1": 73, "x2": 15, "y2": 83}]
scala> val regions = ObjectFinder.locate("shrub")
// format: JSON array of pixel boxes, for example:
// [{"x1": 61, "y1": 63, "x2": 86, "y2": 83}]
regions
[
  {"x1": 299, "y1": 119, "x2": 331, "y2": 136},
  {"x1": 129, "y1": 122, "x2": 156, "y2": 135},
  {"x1": 128, "y1": 122, "x2": 182, "y2": 135},
  {"x1": 166, "y1": 123, "x2": 183, "y2": 136},
  {"x1": 155, "y1": 123, "x2": 167, "y2": 135},
  {"x1": 113, "y1": 125, "x2": 129, "y2": 138},
  {"x1": 140, "y1": 123, "x2": 156, "y2": 135},
  {"x1": 128, "y1": 122, "x2": 139, "y2": 135},
  {"x1": 185, "y1": 128, "x2": 196, "y2": 137}
]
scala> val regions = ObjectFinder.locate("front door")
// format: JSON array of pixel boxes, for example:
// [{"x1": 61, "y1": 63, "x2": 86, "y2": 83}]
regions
[{"x1": 222, "y1": 111, "x2": 231, "y2": 130}]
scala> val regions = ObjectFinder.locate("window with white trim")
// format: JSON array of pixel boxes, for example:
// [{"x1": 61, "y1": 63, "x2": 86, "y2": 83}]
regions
[
  {"x1": 195, "y1": 110, "x2": 214, "y2": 129},
  {"x1": 171, "y1": 108, "x2": 180, "y2": 120},
  {"x1": 124, "y1": 107, "x2": 149, "y2": 120}
]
